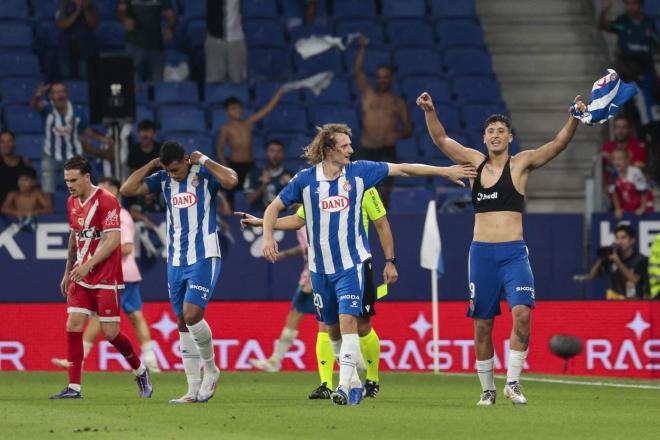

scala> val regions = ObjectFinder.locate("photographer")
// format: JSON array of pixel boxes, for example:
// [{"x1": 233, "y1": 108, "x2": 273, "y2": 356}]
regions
[{"x1": 575, "y1": 224, "x2": 649, "y2": 299}]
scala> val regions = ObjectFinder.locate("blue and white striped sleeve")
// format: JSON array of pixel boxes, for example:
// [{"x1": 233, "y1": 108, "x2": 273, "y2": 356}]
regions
[
  {"x1": 353, "y1": 161, "x2": 389, "y2": 189},
  {"x1": 279, "y1": 172, "x2": 304, "y2": 208},
  {"x1": 144, "y1": 170, "x2": 165, "y2": 193}
]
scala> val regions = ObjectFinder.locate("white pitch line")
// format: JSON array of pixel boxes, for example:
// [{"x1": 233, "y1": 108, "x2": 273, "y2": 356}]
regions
[{"x1": 444, "y1": 373, "x2": 660, "y2": 390}]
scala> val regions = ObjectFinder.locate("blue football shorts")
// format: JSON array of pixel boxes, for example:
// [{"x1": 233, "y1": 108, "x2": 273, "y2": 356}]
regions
[
  {"x1": 291, "y1": 286, "x2": 315, "y2": 314},
  {"x1": 121, "y1": 282, "x2": 143, "y2": 314},
  {"x1": 167, "y1": 257, "x2": 221, "y2": 317},
  {"x1": 310, "y1": 263, "x2": 365, "y2": 325}
]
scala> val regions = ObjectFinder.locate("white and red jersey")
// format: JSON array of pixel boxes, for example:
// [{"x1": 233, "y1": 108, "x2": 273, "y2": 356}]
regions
[
  {"x1": 609, "y1": 165, "x2": 654, "y2": 212},
  {"x1": 67, "y1": 186, "x2": 124, "y2": 289}
]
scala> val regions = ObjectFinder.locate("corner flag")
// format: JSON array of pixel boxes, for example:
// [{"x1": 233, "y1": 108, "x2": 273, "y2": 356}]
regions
[{"x1": 420, "y1": 200, "x2": 444, "y2": 276}]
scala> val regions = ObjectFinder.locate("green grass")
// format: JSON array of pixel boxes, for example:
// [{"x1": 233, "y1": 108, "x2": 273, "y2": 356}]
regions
[{"x1": 1, "y1": 372, "x2": 659, "y2": 439}]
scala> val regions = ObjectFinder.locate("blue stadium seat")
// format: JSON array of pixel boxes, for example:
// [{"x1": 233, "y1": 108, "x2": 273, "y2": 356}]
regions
[
  {"x1": 309, "y1": 104, "x2": 358, "y2": 128},
  {"x1": 154, "y1": 81, "x2": 199, "y2": 104},
  {"x1": 244, "y1": 18, "x2": 286, "y2": 46},
  {"x1": 0, "y1": 23, "x2": 33, "y2": 50},
  {"x1": 461, "y1": 103, "x2": 508, "y2": 131},
  {"x1": 254, "y1": 80, "x2": 300, "y2": 107},
  {"x1": 385, "y1": 19, "x2": 434, "y2": 47},
  {"x1": 0, "y1": 54, "x2": 40, "y2": 77},
  {"x1": 418, "y1": 133, "x2": 449, "y2": 160},
  {"x1": 0, "y1": 0, "x2": 29, "y2": 20},
  {"x1": 136, "y1": 104, "x2": 155, "y2": 125},
  {"x1": 413, "y1": 103, "x2": 461, "y2": 132},
  {"x1": 204, "y1": 83, "x2": 249, "y2": 105},
  {"x1": 283, "y1": 158, "x2": 306, "y2": 172},
  {"x1": 389, "y1": 188, "x2": 433, "y2": 213},
  {"x1": 394, "y1": 48, "x2": 443, "y2": 76},
  {"x1": 344, "y1": 46, "x2": 391, "y2": 75},
  {"x1": 302, "y1": 76, "x2": 352, "y2": 103},
  {"x1": 135, "y1": 82, "x2": 150, "y2": 104},
  {"x1": 15, "y1": 134, "x2": 43, "y2": 159},
  {"x1": 158, "y1": 105, "x2": 205, "y2": 132},
  {"x1": 332, "y1": 0, "x2": 376, "y2": 17},
  {"x1": 64, "y1": 81, "x2": 89, "y2": 104},
  {"x1": 0, "y1": 77, "x2": 41, "y2": 105},
  {"x1": 161, "y1": 131, "x2": 214, "y2": 156},
  {"x1": 33, "y1": 0, "x2": 58, "y2": 20},
  {"x1": 241, "y1": 0, "x2": 278, "y2": 19},
  {"x1": 248, "y1": 46, "x2": 290, "y2": 79},
  {"x1": 288, "y1": 24, "x2": 332, "y2": 42},
  {"x1": 3, "y1": 105, "x2": 43, "y2": 134},
  {"x1": 382, "y1": 0, "x2": 426, "y2": 17},
  {"x1": 54, "y1": 190, "x2": 70, "y2": 214},
  {"x1": 36, "y1": 21, "x2": 58, "y2": 49},
  {"x1": 264, "y1": 131, "x2": 311, "y2": 157},
  {"x1": 391, "y1": 175, "x2": 428, "y2": 187},
  {"x1": 396, "y1": 136, "x2": 420, "y2": 160},
  {"x1": 644, "y1": 0, "x2": 660, "y2": 17},
  {"x1": 95, "y1": 21, "x2": 125, "y2": 52},
  {"x1": 334, "y1": 18, "x2": 384, "y2": 45},
  {"x1": 294, "y1": 48, "x2": 343, "y2": 75},
  {"x1": 208, "y1": 106, "x2": 231, "y2": 133},
  {"x1": 452, "y1": 76, "x2": 502, "y2": 104},
  {"x1": 185, "y1": 18, "x2": 206, "y2": 49},
  {"x1": 444, "y1": 48, "x2": 492, "y2": 76},
  {"x1": 164, "y1": 49, "x2": 189, "y2": 67},
  {"x1": 435, "y1": 19, "x2": 485, "y2": 49},
  {"x1": 430, "y1": 0, "x2": 476, "y2": 18},
  {"x1": 400, "y1": 75, "x2": 450, "y2": 101},
  {"x1": 179, "y1": 0, "x2": 206, "y2": 18},
  {"x1": 260, "y1": 102, "x2": 308, "y2": 133}
]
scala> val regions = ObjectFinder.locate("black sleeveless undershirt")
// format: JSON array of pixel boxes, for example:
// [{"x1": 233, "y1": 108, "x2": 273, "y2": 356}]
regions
[{"x1": 471, "y1": 156, "x2": 525, "y2": 213}]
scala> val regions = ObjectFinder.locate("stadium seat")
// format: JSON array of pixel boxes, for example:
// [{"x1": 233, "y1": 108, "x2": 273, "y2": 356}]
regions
[
  {"x1": 382, "y1": 0, "x2": 426, "y2": 17},
  {"x1": 302, "y1": 76, "x2": 352, "y2": 103},
  {"x1": 164, "y1": 49, "x2": 189, "y2": 67},
  {"x1": 253, "y1": 80, "x2": 300, "y2": 106},
  {"x1": 96, "y1": 0, "x2": 119, "y2": 19},
  {"x1": 444, "y1": 48, "x2": 493, "y2": 76},
  {"x1": 264, "y1": 131, "x2": 311, "y2": 157},
  {"x1": 283, "y1": 157, "x2": 306, "y2": 173},
  {"x1": 389, "y1": 188, "x2": 433, "y2": 213},
  {"x1": 244, "y1": 18, "x2": 286, "y2": 47},
  {"x1": 179, "y1": 0, "x2": 206, "y2": 18},
  {"x1": 400, "y1": 75, "x2": 450, "y2": 102},
  {"x1": 154, "y1": 81, "x2": 199, "y2": 104},
  {"x1": 135, "y1": 82, "x2": 150, "y2": 105},
  {"x1": 396, "y1": 136, "x2": 420, "y2": 160},
  {"x1": 344, "y1": 46, "x2": 392, "y2": 75},
  {"x1": 0, "y1": 23, "x2": 33, "y2": 50},
  {"x1": 260, "y1": 102, "x2": 309, "y2": 133},
  {"x1": 208, "y1": 106, "x2": 231, "y2": 133},
  {"x1": 385, "y1": 19, "x2": 434, "y2": 47},
  {"x1": 64, "y1": 81, "x2": 89, "y2": 104},
  {"x1": 204, "y1": 83, "x2": 249, "y2": 105},
  {"x1": 158, "y1": 105, "x2": 206, "y2": 132},
  {"x1": 288, "y1": 24, "x2": 332, "y2": 43},
  {"x1": 33, "y1": 0, "x2": 58, "y2": 20},
  {"x1": 161, "y1": 131, "x2": 214, "y2": 156},
  {"x1": 435, "y1": 19, "x2": 485, "y2": 49},
  {"x1": 3, "y1": 105, "x2": 43, "y2": 134},
  {"x1": 309, "y1": 104, "x2": 358, "y2": 129},
  {"x1": 429, "y1": 0, "x2": 477, "y2": 18},
  {"x1": 248, "y1": 46, "x2": 290, "y2": 79},
  {"x1": 95, "y1": 21, "x2": 125, "y2": 52},
  {"x1": 644, "y1": 0, "x2": 660, "y2": 17},
  {"x1": 185, "y1": 18, "x2": 206, "y2": 49},
  {"x1": 15, "y1": 134, "x2": 43, "y2": 159},
  {"x1": 461, "y1": 103, "x2": 508, "y2": 131},
  {"x1": 0, "y1": 77, "x2": 41, "y2": 105},
  {"x1": 452, "y1": 76, "x2": 502, "y2": 104},
  {"x1": 391, "y1": 175, "x2": 428, "y2": 187},
  {"x1": 53, "y1": 190, "x2": 70, "y2": 214},
  {"x1": 241, "y1": 0, "x2": 278, "y2": 19},
  {"x1": 410, "y1": 102, "x2": 461, "y2": 133},
  {"x1": 35, "y1": 21, "x2": 58, "y2": 49},
  {"x1": 334, "y1": 18, "x2": 384, "y2": 45},
  {"x1": 294, "y1": 48, "x2": 343, "y2": 75},
  {"x1": 418, "y1": 133, "x2": 449, "y2": 160},
  {"x1": 0, "y1": 53, "x2": 40, "y2": 77},
  {"x1": 0, "y1": 0, "x2": 29, "y2": 20},
  {"x1": 332, "y1": 0, "x2": 376, "y2": 17},
  {"x1": 136, "y1": 104, "x2": 155, "y2": 125},
  {"x1": 394, "y1": 48, "x2": 443, "y2": 76}
]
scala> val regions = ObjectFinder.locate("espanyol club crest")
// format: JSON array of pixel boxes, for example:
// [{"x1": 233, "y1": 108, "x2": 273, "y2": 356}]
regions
[
  {"x1": 342, "y1": 179, "x2": 352, "y2": 192},
  {"x1": 77, "y1": 217, "x2": 84, "y2": 226},
  {"x1": 192, "y1": 176, "x2": 200, "y2": 188}
]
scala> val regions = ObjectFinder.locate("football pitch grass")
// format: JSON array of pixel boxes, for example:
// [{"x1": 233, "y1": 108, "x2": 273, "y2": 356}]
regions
[{"x1": 1, "y1": 372, "x2": 659, "y2": 439}]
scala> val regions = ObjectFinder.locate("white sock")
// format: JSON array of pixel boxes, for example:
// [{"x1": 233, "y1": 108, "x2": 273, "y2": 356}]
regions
[
  {"x1": 133, "y1": 363, "x2": 146, "y2": 375},
  {"x1": 141, "y1": 341, "x2": 154, "y2": 355},
  {"x1": 68, "y1": 383, "x2": 81, "y2": 392},
  {"x1": 179, "y1": 331, "x2": 201, "y2": 395},
  {"x1": 338, "y1": 333, "x2": 360, "y2": 389},
  {"x1": 82, "y1": 341, "x2": 93, "y2": 359},
  {"x1": 186, "y1": 320, "x2": 218, "y2": 372},
  {"x1": 271, "y1": 327, "x2": 298, "y2": 364},
  {"x1": 507, "y1": 349, "x2": 528, "y2": 384},
  {"x1": 330, "y1": 338, "x2": 342, "y2": 364},
  {"x1": 476, "y1": 357, "x2": 495, "y2": 391}
]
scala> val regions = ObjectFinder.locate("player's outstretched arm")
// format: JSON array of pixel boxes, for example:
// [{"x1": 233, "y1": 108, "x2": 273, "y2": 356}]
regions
[
  {"x1": 120, "y1": 158, "x2": 161, "y2": 197},
  {"x1": 515, "y1": 95, "x2": 586, "y2": 171},
  {"x1": 263, "y1": 196, "x2": 287, "y2": 262},
  {"x1": 69, "y1": 230, "x2": 120, "y2": 283},
  {"x1": 235, "y1": 212, "x2": 305, "y2": 230},
  {"x1": 387, "y1": 163, "x2": 477, "y2": 187},
  {"x1": 190, "y1": 150, "x2": 238, "y2": 189},
  {"x1": 416, "y1": 92, "x2": 484, "y2": 166}
]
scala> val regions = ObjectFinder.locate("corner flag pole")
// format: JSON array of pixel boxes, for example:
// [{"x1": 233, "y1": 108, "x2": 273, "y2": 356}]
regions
[{"x1": 431, "y1": 268, "x2": 440, "y2": 374}]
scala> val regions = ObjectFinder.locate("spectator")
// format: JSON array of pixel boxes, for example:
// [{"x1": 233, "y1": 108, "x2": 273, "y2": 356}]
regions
[
  {"x1": 243, "y1": 140, "x2": 293, "y2": 213},
  {"x1": 215, "y1": 88, "x2": 288, "y2": 208},
  {"x1": 31, "y1": 83, "x2": 114, "y2": 196},
  {"x1": 602, "y1": 114, "x2": 647, "y2": 170},
  {"x1": 206, "y1": 0, "x2": 246, "y2": 84},
  {"x1": 353, "y1": 35, "x2": 413, "y2": 207},
  {"x1": 1, "y1": 168, "x2": 53, "y2": 231},
  {"x1": 127, "y1": 120, "x2": 161, "y2": 171},
  {"x1": 575, "y1": 224, "x2": 649, "y2": 299},
  {"x1": 609, "y1": 148, "x2": 654, "y2": 219},
  {"x1": 98, "y1": 122, "x2": 132, "y2": 180},
  {"x1": 0, "y1": 130, "x2": 32, "y2": 206},
  {"x1": 55, "y1": 0, "x2": 100, "y2": 81},
  {"x1": 117, "y1": 0, "x2": 176, "y2": 82}
]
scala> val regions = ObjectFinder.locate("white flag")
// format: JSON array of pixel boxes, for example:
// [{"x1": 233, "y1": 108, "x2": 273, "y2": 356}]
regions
[{"x1": 420, "y1": 200, "x2": 444, "y2": 276}]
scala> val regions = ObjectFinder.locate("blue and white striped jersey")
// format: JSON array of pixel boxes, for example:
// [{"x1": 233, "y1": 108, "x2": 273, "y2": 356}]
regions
[
  {"x1": 145, "y1": 164, "x2": 221, "y2": 267},
  {"x1": 40, "y1": 100, "x2": 87, "y2": 161},
  {"x1": 279, "y1": 160, "x2": 389, "y2": 275}
]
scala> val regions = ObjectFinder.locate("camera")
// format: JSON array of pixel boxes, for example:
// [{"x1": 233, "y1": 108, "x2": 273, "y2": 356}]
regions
[{"x1": 597, "y1": 245, "x2": 615, "y2": 258}]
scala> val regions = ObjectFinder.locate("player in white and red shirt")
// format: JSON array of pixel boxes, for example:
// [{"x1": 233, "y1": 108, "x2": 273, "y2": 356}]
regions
[
  {"x1": 49, "y1": 156, "x2": 153, "y2": 400},
  {"x1": 609, "y1": 148, "x2": 654, "y2": 220}
]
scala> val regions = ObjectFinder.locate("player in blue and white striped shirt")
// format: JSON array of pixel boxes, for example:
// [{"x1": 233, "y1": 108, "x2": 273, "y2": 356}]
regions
[
  {"x1": 262, "y1": 123, "x2": 476, "y2": 405},
  {"x1": 121, "y1": 141, "x2": 238, "y2": 404}
]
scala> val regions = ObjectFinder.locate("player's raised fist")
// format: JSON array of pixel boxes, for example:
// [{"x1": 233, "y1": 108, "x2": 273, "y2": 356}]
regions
[
  {"x1": 571, "y1": 95, "x2": 587, "y2": 114},
  {"x1": 189, "y1": 150, "x2": 204, "y2": 164},
  {"x1": 416, "y1": 92, "x2": 435, "y2": 112}
]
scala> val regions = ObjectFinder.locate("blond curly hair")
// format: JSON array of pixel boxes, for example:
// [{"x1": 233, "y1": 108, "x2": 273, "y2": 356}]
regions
[{"x1": 303, "y1": 123, "x2": 352, "y2": 165}]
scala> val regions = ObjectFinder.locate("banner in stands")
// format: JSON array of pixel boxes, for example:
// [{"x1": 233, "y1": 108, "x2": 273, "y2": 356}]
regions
[
  {"x1": 1, "y1": 301, "x2": 658, "y2": 378},
  {"x1": 0, "y1": 213, "x2": 584, "y2": 302}
]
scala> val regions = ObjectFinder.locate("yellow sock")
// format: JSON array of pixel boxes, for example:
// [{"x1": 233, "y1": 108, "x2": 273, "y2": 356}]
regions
[
  {"x1": 316, "y1": 332, "x2": 334, "y2": 388},
  {"x1": 360, "y1": 329, "x2": 380, "y2": 383}
]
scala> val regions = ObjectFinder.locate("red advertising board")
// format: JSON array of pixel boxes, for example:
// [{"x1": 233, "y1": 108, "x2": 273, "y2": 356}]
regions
[{"x1": 1, "y1": 301, "x2": 659, "y2": 378}]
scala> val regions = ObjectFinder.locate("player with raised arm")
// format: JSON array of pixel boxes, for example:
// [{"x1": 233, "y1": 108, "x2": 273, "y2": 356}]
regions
[
  {"x1": 416, "y1": 92, "x2": 586, "y2": 406},
  {"x1": 261, "y1": 123, "x2": 476, "y2": 405},
  {"x1": 121, "y1": 141, "x2": 238, "y2": 403},
  {"x1": 50, "y1": 156, "x2": 152, "y2": 400}
]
